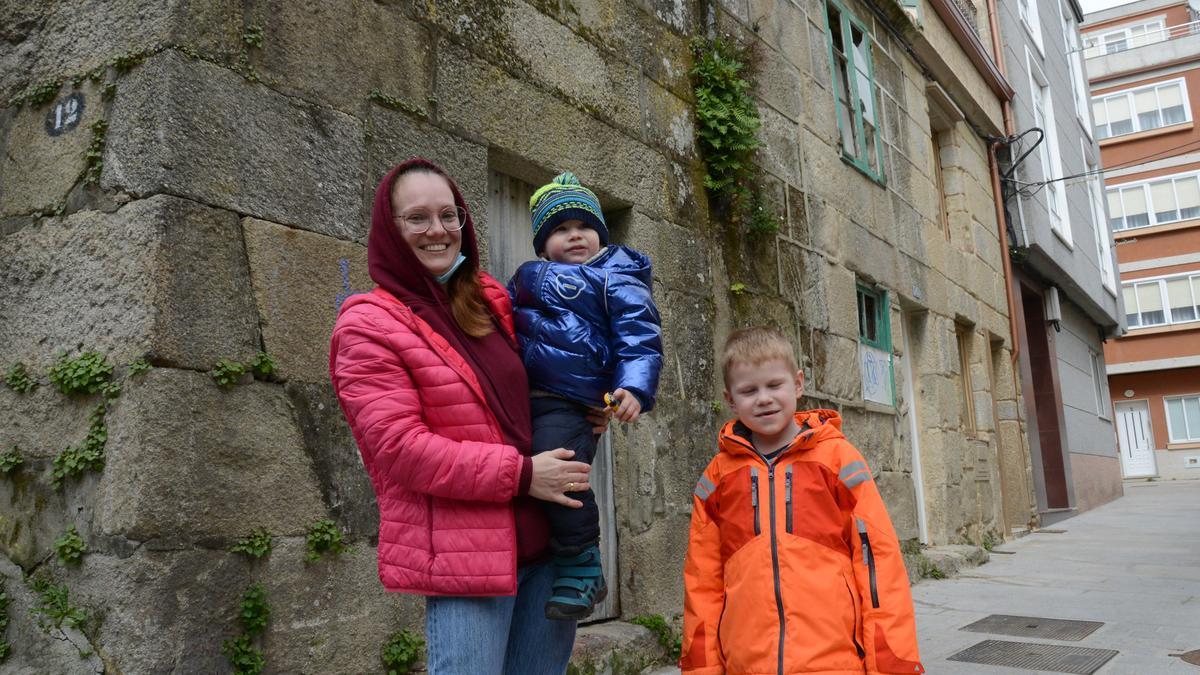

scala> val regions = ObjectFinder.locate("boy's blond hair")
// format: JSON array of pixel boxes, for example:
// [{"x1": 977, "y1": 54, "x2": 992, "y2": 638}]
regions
[{"x1": 721, "y1": 325, "x2": 798, "y2": 387}]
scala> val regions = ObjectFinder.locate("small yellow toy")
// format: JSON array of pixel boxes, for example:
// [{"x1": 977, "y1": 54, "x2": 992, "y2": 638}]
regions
[{"x1": 603, "y1": 392, "x2": 620, "y2": 412}]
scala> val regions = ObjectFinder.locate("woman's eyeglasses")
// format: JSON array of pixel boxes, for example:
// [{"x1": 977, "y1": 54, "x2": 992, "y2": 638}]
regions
[{"x1": 396, "y1": 206, "x2": 467, "y2": 234}]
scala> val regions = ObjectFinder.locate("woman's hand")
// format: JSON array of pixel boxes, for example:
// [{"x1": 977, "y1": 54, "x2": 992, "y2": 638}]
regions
[{"x1": 529, "y1": 449, "x2": 592, "y2": 508}]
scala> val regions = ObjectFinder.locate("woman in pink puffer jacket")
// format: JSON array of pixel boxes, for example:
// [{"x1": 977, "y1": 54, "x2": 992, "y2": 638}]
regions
[{"x1": 330, "y1": 158, "x2": 597, "y2": 674}]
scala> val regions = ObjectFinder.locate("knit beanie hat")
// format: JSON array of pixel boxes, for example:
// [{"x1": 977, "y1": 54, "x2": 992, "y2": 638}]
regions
[{"x1": 529, "y1": 171, "x2": 609, "y2": 254}]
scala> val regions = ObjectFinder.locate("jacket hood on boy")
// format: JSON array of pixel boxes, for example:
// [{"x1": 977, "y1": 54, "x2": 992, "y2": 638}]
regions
[{"x1": 718, "y1": 409, "x2": 846, "y2": 458}]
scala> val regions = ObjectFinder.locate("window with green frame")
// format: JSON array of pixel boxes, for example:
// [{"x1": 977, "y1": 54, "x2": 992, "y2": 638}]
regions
[
  {"x1": 857, "y1": 284, "x2": 889, "y2": 350},
  {"x1": 857, "y1": 283, "x2": 894, "y2": 406},
  {"x1": 825, "y1": 0, "x2": 886, "y2": 183}
]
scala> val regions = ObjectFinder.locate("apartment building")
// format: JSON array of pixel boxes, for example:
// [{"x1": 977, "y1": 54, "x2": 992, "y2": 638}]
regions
[
  {"x1": 1084, "y1": 0, "x2": 1200, "y2": 480},
  {"x1": 996, "y1": 0, "x2": 1125, "y2": 522}
]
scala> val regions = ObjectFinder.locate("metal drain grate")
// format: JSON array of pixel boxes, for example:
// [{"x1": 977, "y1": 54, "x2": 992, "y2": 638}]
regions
[
  {"x1": 960, "y1": 614, "x2": 1104, "y2": 641},
  {"x1": 1034, "y1": 528, "x2": 1068, "y2": 534},
  {"x1": 949, "y1": 639, "x2": 1118, "y2": 674}
]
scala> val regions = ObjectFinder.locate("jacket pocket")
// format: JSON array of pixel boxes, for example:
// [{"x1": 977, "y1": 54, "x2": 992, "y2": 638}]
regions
[{"x1": 857, "y1": 518, "x2": 880, "y2": 608}]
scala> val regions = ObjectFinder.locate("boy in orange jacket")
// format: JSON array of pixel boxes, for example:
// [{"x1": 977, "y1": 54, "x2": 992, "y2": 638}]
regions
[{"x1": 681, "y1": 326, "x2": 924, "y2": 675}]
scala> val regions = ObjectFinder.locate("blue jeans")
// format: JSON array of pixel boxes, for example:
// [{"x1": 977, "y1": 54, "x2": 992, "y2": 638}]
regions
[{"x1": 425, "y1": 561, "x2": 577, "y2": 675}]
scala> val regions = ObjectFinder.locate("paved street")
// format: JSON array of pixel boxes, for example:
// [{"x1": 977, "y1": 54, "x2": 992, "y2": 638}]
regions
[{"x1": 914, "y1": 479, "x2": 1200, "y2": 674}]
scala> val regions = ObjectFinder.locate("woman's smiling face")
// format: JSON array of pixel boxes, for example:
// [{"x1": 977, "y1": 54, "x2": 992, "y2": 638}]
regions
[{"x1": 391, "y1": 171, "x2": 463, "y2": 276}]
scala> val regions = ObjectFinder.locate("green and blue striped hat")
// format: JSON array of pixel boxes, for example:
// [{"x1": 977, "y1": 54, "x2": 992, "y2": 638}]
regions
[{"x1": 529, "y1": 171, "x2": 608, "y2": 254}]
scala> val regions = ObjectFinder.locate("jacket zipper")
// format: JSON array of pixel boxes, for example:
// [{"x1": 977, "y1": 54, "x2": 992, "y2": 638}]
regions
[
  {"x1": 784, "y1": 464, "x2": 793, "y2": 534},
  {"x1": 750, "y1": 470, "x2": 761, "y2": 536},
  {"x1": 857, "y1": 519, "x2": 880, "y2": 608},
  {"x1": 767, "y1": 459, "x2": 785, "y2": 675}
]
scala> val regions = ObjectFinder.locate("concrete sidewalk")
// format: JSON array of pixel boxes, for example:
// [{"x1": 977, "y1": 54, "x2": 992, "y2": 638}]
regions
[{"x1": 914, "y1": 479, "x2": 1200, "y2": 673}]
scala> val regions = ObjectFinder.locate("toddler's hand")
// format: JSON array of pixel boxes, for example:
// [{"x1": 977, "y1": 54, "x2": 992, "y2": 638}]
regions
[{"x1": 610, "y1": 388, "x2": 642, "y2": 423}]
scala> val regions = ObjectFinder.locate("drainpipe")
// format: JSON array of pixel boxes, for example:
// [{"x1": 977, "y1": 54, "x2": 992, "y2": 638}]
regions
[{"x1": 985, "y1": 0, "x2": 1020, "y2": 367}]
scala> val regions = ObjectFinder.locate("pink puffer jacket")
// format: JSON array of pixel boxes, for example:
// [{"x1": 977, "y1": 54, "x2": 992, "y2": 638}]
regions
[{"x1": 330, "y1": 280, "x2": 525, "y2": 596}]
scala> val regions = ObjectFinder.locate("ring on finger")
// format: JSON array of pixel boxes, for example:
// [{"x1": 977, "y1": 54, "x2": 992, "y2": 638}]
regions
[{"x1": 567, "y1": 482, "x2": 575, "y2": 491}]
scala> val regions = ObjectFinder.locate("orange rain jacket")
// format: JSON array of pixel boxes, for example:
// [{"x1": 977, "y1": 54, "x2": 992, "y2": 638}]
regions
[{"x1": 681, "y1": 410, "x2": 924, "y2": 675}]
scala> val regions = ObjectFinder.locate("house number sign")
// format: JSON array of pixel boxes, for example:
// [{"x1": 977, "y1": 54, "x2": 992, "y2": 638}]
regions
[{"x1": 45, "y1": 93, "x2": 85, "y2": 136}]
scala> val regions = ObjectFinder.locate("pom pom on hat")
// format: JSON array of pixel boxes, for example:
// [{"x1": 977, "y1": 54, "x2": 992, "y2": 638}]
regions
[{"x1": 529, "y1": 171, "x2": 608, "y2": 254}]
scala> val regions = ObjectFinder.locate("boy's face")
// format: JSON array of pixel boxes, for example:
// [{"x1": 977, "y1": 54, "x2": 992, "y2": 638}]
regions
[
  {"x1": 543, "y1": 219, "x2": 600, "y2": 263},
  {"x1": 724, "y1": 358, "x2": 804, "y2": 439}
]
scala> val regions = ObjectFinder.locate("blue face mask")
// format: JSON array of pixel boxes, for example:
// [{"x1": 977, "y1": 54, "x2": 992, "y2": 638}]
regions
[{"x1": 435, "y1": 253, "x2": 467, "y2": 284}]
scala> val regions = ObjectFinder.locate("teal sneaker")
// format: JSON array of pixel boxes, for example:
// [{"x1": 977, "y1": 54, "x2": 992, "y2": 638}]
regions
[{"x1": 544, "y1": 545, "x2": 607, "y2": 621}]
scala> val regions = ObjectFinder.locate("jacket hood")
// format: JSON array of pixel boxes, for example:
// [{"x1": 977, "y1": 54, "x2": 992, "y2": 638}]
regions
[
  {"x1": 718, "y1": 408, "x2": 845, "y2": 459},
  {"x1": 367, "y1": 157, "x2": 480, "y2": 307}
]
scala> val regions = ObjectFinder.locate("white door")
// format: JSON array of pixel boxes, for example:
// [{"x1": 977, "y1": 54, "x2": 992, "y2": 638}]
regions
[{"x1": 1115, "y1": 401, "x2": 1157, "y2": 478}]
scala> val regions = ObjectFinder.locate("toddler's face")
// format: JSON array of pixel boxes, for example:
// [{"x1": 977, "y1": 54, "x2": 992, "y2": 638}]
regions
[
  {"x1": 543, "y1": 219, "x2": 600, "y2": 263},
  {"x1": 724, "y1": 358, "x2": 804, "y2": 439}
]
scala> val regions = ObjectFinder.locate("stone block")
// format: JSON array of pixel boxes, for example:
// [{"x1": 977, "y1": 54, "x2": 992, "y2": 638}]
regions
[
  {"x1": 95, "y1": 368, "x2": 327, "y2": 540},
  {"x1": 802, "y1": 74, "x2": 839, "y2": 152},
  {"x1": 0, "y1": 195, "x2": 260, "y2": 372},
  {"x1": 258, "y1": 539, "x2": 424, "y2": 673},
  {"x1": 569, "y1": 0, "x2": 693, "y2": 98},
  {"x1": 571, "y1": 620, "x2": 665, "y2": 674},
  {"x1": 754, "y1": 44, "x2": 804, "y2": 123},
  {"x1": 242, "y1": 217, "x2": 371, "y2": 383},
  {"x1": 245, "y1": 0, "x2": 434, "y2": 116},
  {"x1": 0, "y1": 556, "x2": 104, "y2": 674},
  {"x1": 616, "y1": 518, "x2": 689, "y2": 617},
  {"x1": 365, "y1": 105, "x2": 490, "y2": 231},
  {"x1": 748, "y1": 0, "x2": 811, "y2": 71},
  {"x1": 654, "y1": 289, "x2": 718, "y2": 402},
  {"x1": 0, "y1": 80, "x2": 102, "y2": 217},
  {"x1": 0, "y1": 457, "x2": 88, "y2": 569},
  {"x1": 876, "y1": 470, "x2": 918, "y2": 541},
  {"x1": 285, "y1": 382, "x2": 379, "y2": 537},
  {"x1": 0, "y1": 1, "x2": 241, "y2": 101},
  {"x1": 826, "y1": 263, "x2": 860, "y2": 340},
  {"x1": 780, "y1": 242, "x2": 820, "y2": 322},
  {"x1": 621, "y1": 213, "x2": 710, "y2": 291},
  {"x1": 756, "y1": 104, "x2": 803, "y2": 187},
  {"x1": 51, "y1": 540, "x2": 420, "y2": 674},
  {"x1": 722, "y1": 226, "x2": 780, "y2": 297},
  {"x1": 786, "y1": 185, "x2": 809, "y2": 244},
  {"x1": 435, "y1": 48, "x2": 673, "y2": 221},
  {"x1": 801, "y1": 128, "x2": 875, "y2": 232},
  {"x1": 640, "y1": 76, "x2": 697, "y2": 160},
  {"x1": 812, "y1": 332, "x2": 860, "y2": 401},
  {"x1": 104, "y1": 51, "x2": 365, "y2": 240},
  {"x1": 506, "y1": 1, "x2": 642, "y2": 133},
  {"x1": 805, "y1": 192, "x2": 847, "y2": 260}
]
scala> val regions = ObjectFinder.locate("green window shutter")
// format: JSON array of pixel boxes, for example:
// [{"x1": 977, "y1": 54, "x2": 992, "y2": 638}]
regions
[{"x1": 823, "y1": 0, "x2": 887, "y2": 185}]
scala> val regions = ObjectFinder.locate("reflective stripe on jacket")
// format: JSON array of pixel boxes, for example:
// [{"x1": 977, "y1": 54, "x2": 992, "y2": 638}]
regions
[
  {"x1": 681, "y1": 410, "x2": 924, "y2": 675},
  {"x1": 329, "y1": 276, "x2": 526, "y2": 596}
]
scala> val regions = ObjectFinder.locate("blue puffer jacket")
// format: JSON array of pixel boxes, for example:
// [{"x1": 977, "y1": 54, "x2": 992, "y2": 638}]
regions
[{"x1": 508, "y1": 245, "x2": 663, "y2": 411}]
